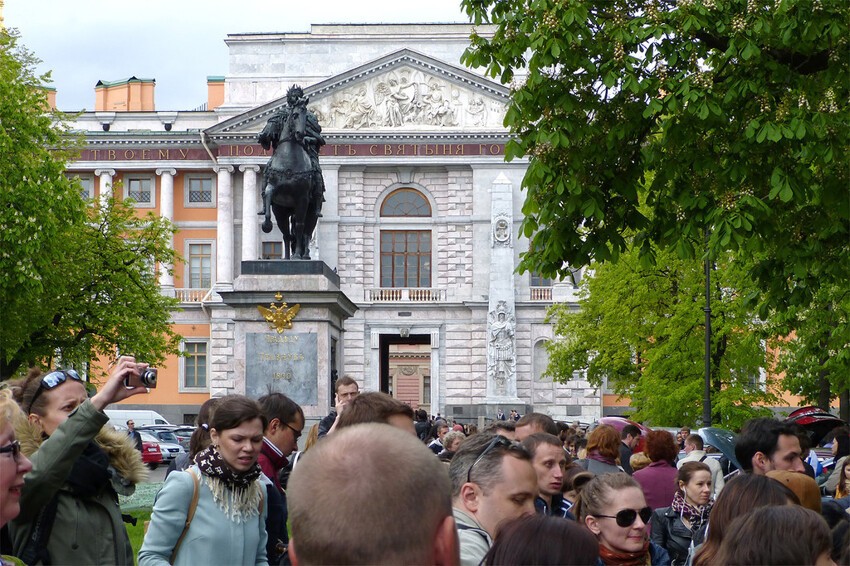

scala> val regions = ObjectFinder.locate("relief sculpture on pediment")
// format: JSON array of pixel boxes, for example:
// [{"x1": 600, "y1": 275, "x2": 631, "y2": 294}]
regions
[{"x1": 315, "y1": 67, "x2": 506, "y2": 130}]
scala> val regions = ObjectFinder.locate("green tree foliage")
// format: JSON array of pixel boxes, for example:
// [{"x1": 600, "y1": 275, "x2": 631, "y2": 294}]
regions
[
  {"x1": 461, "y1": 0, "x2": 849, "y2": 311},
  {"x1": 767, "y1": 284, "x2": 850, "y2": 409},
  {"x1": 0, "y1": 30, "x2": 181, "y2": 379},
  {"x1": 546, "y1": 247, "x2": 779, "y2": 428}
]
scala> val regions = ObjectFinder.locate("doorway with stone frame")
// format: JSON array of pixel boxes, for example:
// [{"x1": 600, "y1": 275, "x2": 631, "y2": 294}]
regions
[{"x1": 379, "y1": 334, "x2": 432, "y2": 413}]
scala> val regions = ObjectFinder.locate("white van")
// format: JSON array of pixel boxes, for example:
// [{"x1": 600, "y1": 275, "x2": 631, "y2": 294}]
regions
[{"x1": 105, "y1": 409, "x2": 171, "y2": 428}]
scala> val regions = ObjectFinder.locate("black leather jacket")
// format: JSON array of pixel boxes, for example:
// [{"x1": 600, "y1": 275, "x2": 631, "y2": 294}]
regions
[{"x1": 650, "y1": 507, "x2": 695, "y2": 566}]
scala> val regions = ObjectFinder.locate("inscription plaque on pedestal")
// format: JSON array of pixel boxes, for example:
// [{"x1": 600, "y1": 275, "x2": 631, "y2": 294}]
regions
[{"x1": 245, "y1": 332, "x2": 318, "y2": 405}]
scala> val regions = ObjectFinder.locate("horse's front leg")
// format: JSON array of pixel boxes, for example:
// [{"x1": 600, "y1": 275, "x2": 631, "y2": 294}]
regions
[
  {"x1": 292, "y1": 193, "x2": 310, "y2": 260},
  {"x1": 261, "y1": 184, "x2": 274, "y2": 233}
]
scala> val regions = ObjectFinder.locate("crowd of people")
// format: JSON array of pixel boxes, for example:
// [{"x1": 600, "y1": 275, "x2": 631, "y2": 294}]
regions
[{"x1": 1, "y1": 363, "x2": 850, "y2": 565}]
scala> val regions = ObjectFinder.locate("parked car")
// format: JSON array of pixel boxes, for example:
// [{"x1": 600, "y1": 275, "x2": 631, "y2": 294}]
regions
[
  {"x1": 785, "y1": 406, "x2": 845, "y2": 447},
  {"x1": 139, "y1": 426, "x2": 192, "y2": 451},
  {"x1": 141, "y1": 440, "x2": 163, "y2": 469},
  {"x1": 139, "y1": 430, "x2": 185, "y2": 463}
]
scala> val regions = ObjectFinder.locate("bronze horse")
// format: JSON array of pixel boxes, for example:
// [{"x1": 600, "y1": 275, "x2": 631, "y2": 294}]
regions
[{"x1": 258, "y1": 101, "x2": 318, "y2": 259}]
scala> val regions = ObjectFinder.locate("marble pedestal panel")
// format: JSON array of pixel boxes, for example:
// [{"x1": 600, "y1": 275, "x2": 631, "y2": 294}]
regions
[{"x1": 215, "y1": 261, "x2": 357, "y2": 419}]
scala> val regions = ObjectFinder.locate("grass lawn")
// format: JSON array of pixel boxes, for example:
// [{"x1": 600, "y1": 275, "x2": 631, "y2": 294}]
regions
[{"x1": 125, "y1": 508, "x2": 152, "y2": 564}]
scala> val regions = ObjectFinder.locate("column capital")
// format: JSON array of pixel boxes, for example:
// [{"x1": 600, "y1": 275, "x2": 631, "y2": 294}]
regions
[
  {"x1": 94, "y1": 168, "x2": 116, "y2": 177},
  {"x1": 214, "y1": 165, "x2": 235, "y2": 174},
  {"x1": 239, "y1": 164, "x2": 261, "y2": 173},
  {"x1": 156, "y1": 168, "x2": 177, "y2": 176}
]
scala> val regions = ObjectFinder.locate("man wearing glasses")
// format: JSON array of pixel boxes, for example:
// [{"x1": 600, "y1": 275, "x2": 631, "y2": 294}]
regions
[
  {"x1": 448, "y1": 434, "x2": 538, "y2": 566},
  {"x1": 257, "y1": 392, "x2": 305, "y2": 565}
]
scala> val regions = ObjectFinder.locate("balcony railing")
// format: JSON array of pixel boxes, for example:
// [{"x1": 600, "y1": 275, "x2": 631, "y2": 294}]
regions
[
  {"x1": 529, "y1": 286, "x2": 553, "y2": 301},
  {"x1": 174, "y1": 288, "x2": 210, "y2": 303},
  {"x1": 366, "y1": 288, "x2": 447, "y2": 302}
]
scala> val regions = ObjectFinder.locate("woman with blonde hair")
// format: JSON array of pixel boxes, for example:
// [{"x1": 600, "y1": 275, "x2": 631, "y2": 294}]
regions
[
  {"x1": 8, "y1": 359, "x2": 148, "y2": 565},
  {"x1": 580, "y1": 425, "x2": 623, "y2": 475},
  {"x1": 0, "y1": 389, "x2": 33, "y2": 564}
]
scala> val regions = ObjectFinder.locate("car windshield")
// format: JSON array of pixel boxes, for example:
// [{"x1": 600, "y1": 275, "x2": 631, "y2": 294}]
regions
[
  {"x1": 158, "y1": 431, "x2": 179, "y2": 443},
  {"x1": 139, "y1": 432, "x2": 158, "y2": 442}
]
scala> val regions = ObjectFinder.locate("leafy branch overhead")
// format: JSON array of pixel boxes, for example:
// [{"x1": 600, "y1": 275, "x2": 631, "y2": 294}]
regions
[
  {"x1": 0, "y1": 29, "x2": 181, "y2": 380},
  {"x1": 461, "y1": 0, "x2": 848, "y2": 310}
]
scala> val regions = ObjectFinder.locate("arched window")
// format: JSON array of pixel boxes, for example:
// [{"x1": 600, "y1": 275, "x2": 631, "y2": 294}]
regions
[
  {"x1": 380, "y1": 188, "x2": 431, "y2": 217},
  {"x1": 380, "y1": 188, "x2": 432, "y2": 288}
]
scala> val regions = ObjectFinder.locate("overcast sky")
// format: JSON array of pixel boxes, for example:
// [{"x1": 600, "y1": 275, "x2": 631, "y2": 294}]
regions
[{"x1": 4, "y1": 0, "x2": 468, "y2": 111}]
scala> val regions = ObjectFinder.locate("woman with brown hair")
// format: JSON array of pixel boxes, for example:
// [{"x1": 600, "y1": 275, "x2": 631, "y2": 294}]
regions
[
  {"x1": 650, "y1": 462, "x2": 713, "y2": 566},
  {"x1": 633, "y1": 430, "x2": 679, "y2": 510},
  {"x1": 715, "y1": 505, "x2": 833, "y2": 565},
  {"x1": 692, "y1": 472, "x2": 799, "y2": 566},
  {"x1": 578, "y1": 473, "x2": 671, "y2": 566},
  {"x1": 140, "y1": 395, "x2": 269, "y2": 565},
  {"x1": 483, "y1": 514, "x2": 600, "y2": 565},
  {"x1": 580, "y1": 425, "x2": 623, "y2": 475}
]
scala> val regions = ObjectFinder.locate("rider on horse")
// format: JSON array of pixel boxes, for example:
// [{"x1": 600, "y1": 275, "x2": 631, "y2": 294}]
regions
[{"x1": 259, "y1": 85, "x2": 326, "y2": 217}]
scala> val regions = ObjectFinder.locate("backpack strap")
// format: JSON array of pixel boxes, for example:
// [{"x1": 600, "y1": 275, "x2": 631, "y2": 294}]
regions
[
  {"x1": 169, "y1": 468, "x2": 200, "y2": 565},
  {"x1": 699, "y1": 454, "x2": 708, "y2": 462}
]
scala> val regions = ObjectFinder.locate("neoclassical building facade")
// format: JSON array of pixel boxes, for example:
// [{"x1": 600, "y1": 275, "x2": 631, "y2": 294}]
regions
[{"x1": 64, "y1": 24, "x2": 601, "y2": 425}]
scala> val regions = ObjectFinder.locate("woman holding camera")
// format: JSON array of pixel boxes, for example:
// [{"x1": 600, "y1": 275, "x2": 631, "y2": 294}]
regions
[
  {"x1": 139, "y1": 395, "x2": 268, "y2": 566},
  {"x1": 9, "y1": 356, "x2": 149, "y2": 565}
]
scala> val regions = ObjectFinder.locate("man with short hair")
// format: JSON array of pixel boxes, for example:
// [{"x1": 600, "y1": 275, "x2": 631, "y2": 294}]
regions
[
  {"x1": 288, "y1": 423, "x2": 459, "y2": 566},
  {"x1": 430, "y1": 422, "x2": 450, "y2": 454},
  {"x1": 449, "y1": 433, "x2": 537, "y2": 566},
  {"x1": 619, "y1": 424, "x2": 641, "y2": 475},
  {"x1": 486, "y1": 420, "x2": 516, "y2": 440},
  {"x1": 126, "y1": 420, "x2": 142, "y2": 451},
  {"x1": 318, "y1": 375, "x2": 359, "y2": 438},
  {"x1": 514, "y1": 412, "x2": 559, "y2": 441},
  {"x1": 334, "y1": 391, "x2": 416, "y2": 435},
  {"x1": 520, "y1": 433, "x2": 572, "y2": 518},
  {"x1": 735, "y1": 417, "x2": 805, "y2": 475},
  {"x1": 257, "y1": 392, "x2": 305, "y2": 564},
  {"x1": 678, "y1": 433, "x2": 725, "y2": 496}
]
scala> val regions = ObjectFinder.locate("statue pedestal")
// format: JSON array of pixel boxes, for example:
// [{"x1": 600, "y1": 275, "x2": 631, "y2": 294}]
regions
[{"x1": 212, "y1": 261, "x2": 357, "y2": 420}]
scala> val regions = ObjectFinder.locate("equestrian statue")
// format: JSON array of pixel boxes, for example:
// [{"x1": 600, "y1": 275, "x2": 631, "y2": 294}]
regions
[{"x1": 258, "y1": 85, "x2": 326, "y2": 260}]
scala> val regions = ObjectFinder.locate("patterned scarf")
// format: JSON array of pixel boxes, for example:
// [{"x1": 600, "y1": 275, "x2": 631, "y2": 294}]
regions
[
  {"x1": 599, "y1": 541, "x2": 651, "y2": 566},
  {"x1": 194, "y1": 445, "x2": 263, "y2": 523},
  {"x1": 671, "y1": 489, "x2": 713, "y2": 533}
]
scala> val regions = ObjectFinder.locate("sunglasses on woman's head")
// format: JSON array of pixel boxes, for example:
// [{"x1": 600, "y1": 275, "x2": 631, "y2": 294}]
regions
[
  {"x1": 594, "y1": 506, "x2": 653, "y2": 527},
  {"x1": 27, "y1": 369, "x2": 84, "y2": 414}
]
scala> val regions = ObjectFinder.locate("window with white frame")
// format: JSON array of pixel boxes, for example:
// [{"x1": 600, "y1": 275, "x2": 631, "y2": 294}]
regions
[
  {"x1": 124, "y1": 175, "x2": 155, "y2": 207},
  {"x1": 184, "y1": 175, "x2": 216, "y2": 207},
  {"x1": 261, "y1": 241, "x2": 283, "y2": 260},
  {"x1": 186, "y1": 242, "x2": 213, "y2": 288},
  {"x1": 181, "y1": 340, "x2": 208, "y2": 390},
  {"x1": 67, "y1": 173, "x2": 95, "y2": 200}
]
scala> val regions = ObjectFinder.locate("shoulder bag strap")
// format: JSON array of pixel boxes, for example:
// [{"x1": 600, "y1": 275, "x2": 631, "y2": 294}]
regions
[
  {"x1": 699, "y1": 454, "x2": 708, "y2": 462},
  {"x1": 169, "y1": 469, "x2": 200, "y2": 565}
]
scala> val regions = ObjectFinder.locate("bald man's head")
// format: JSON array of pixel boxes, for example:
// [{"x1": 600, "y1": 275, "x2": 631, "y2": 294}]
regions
[{"x1": 288, "y1": 423, "x2": 459, "y2": 565}]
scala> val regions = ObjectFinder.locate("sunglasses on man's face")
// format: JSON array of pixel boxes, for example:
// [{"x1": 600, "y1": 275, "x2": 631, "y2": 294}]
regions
[{"x1": 594, "y1": 506, "x2": 653, "y2": 528}]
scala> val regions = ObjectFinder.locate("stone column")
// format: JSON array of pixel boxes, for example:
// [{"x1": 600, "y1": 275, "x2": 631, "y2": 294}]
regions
[
  {"x1": 487, "y1": 172, "x2": 520, "y2": 403},
  {"x1": 156, "y1": 168, "x2": 176, "y2": 292},
  {"x1": 215, "y1": 165, "x2": 234, "y2": 291},
  {"x1": 239, "y1": 165, "x2": 261, "y2": 262},
  {"x1": 94, "y1": 169, "x2": 116, "y2": 207}
]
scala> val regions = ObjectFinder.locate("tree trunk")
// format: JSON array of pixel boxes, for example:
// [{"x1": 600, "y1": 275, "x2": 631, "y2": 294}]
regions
[{"x1": 840, "y1": 388, "x2": 849, "y2": 422}]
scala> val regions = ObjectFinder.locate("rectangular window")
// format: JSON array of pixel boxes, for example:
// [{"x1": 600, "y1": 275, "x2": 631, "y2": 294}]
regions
[
  {"x1": 184, "y1": 176, "x2": 216, "y2": 207},
  {"x1": 182, "y1": 341, "x2": 208, "y2": 390},
  {"x1": 380, "y1": 230, "x2": 431, "y2": 288},
  {"x1": 261, "y1": 241, "x2": 283, "y2": 260},
  {"x1": 124, "y1": 176, "x2": 155, "y2": 207},
  {"x1": 68, "y1": 174, "x2": 95, "y2": 200},
  {"x1": 530, "y1": 273, "x2": 553, "y2": 287},
  {"x1": 188, "y1": 243, "x2": 212, "y2": 288}
]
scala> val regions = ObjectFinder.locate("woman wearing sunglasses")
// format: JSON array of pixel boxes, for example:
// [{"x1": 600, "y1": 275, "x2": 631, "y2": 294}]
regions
[
  {"x1": 8, "y1": 357, "x2": 149, "y2": 565},
  {"x1": 650, "y1": 462, "x2": 713, "y2": 566},
  {"x1": 0, "y1": 389, "x2": 33, "y2": 565},
  {"x1": 578, "y1": 473, "x2": 671, "y2": 566}
]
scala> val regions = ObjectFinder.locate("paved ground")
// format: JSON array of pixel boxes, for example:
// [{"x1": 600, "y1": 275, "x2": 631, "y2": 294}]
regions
[{"x1": 119, "y1": 464, "x2": 168, "y2": 510}]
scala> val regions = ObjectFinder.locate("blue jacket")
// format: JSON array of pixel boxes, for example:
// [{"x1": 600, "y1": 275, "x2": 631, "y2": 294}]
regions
[{"x1": 139, "y1": 467, "x2": 268, "y2": 566}]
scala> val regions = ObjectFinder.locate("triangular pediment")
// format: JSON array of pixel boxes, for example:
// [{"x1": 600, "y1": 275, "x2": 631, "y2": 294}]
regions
[{"x1": 207, "y1": 49, "x2": 510, "y2": 138}]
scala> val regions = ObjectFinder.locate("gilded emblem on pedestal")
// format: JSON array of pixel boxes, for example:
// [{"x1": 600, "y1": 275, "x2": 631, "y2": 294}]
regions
[{"x1": 258, "y1": 292, "x2": 300, "y2": 333}]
